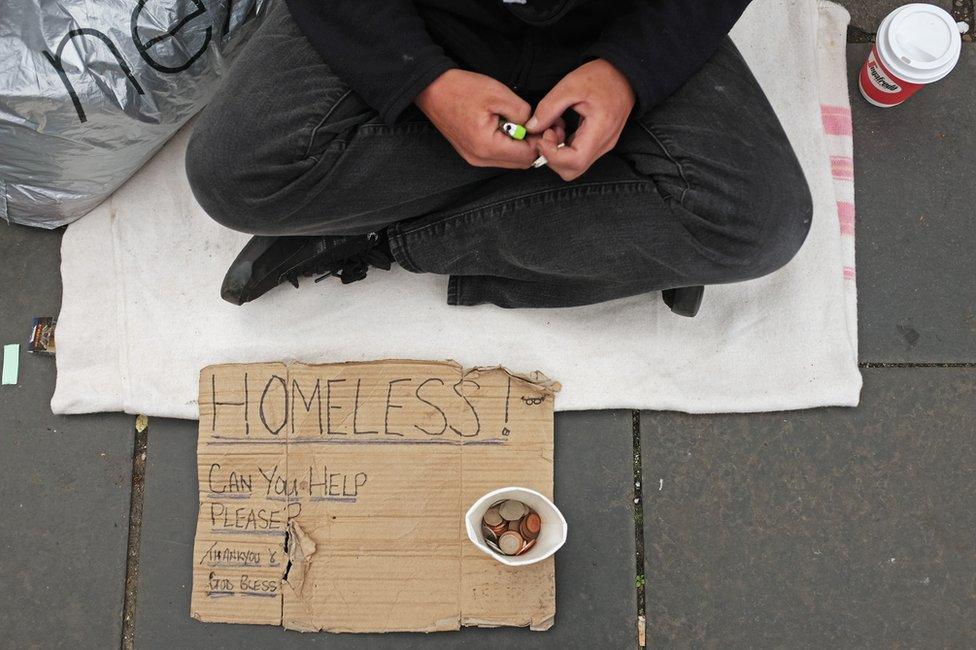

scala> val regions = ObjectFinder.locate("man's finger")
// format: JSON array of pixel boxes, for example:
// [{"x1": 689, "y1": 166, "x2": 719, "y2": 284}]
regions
[
  {"x1": 465, "y1": 156, "x2": 535, "y2": 170},
  {"x1": 551, "y1": 121, "x2": 567, "y2": 144},
  {"x1": 461, "y1": 144, "x2": 534, "y2": 169},
  {"x1": 537, "y1": 123, "x2": 602, "y2": 180},
  {"x1": 488, "y1": 92, "x2": 532, "y2": 124},
  {"x1": 471, "y1": 157, "x2": 536, "y2": 170},
  {"x1": 525, "y1": 122, "x2": 562, "y2": 148},
  {"x1": 483, "y1": 129, "x2": 537, "y2": 166},
  {"x1": 535, "y1": 139, "x2": 580, "y2": 178},
  {"x1": 526, "y1": 84, "x2": 578, "y2": 133}
]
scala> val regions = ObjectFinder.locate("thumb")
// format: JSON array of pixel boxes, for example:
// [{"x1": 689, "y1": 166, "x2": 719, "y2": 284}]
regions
[{"x1": 527, "y1": 85, "x2": 576, "y2": 133}]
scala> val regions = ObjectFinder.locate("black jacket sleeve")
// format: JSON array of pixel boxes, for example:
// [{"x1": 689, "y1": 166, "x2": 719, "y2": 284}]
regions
[
  {"x1": 284, "y1": 0, "x2": 457, "y2": 124},
  {"x1": 585, "y1": 0, "x2": 753, "y2": 117}
]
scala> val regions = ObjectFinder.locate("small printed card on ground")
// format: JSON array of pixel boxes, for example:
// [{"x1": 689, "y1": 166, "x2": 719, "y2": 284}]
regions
[
  {"x1": 28, "y1": 317, "x2": 56, "y2": 354},
  {"x1": 191, "y1": 359, "x2": 559, "y2": 633},
  {"x1": 2, "y1": 344, "x2": 19, "y2": 385}
]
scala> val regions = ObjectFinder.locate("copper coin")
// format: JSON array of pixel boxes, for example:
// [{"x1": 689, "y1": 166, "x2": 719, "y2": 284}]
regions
[
  {"x1": 498, "y1": 499, "x2": 527, "y2": 521},
  {"x1": 482, "y1": 506, "x2": 503, "y2": 527},
  {"x1": 489, "y1": 521, "x2": 509, "y2": 537},
  {"x1": 498, "y1": 530, "x2": 524, "y2": 555},
  {"x1": 520, "y1": 512, "x2": 541, "y2": 539},
  {"x1": 516, "y1": 538, "x2": 537, "y2": 556},
  {"x1": 482, "y1": 523, "x2": 499, "y2": 543}
]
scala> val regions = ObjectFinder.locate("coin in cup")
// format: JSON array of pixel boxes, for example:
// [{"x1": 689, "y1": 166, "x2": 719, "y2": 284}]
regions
[
  {"x1": 482, "y1": 523, "x2": 499, "y2": 543},
  {"x1": 478, "y1": 496, "x2": 550, "y2": 557},
  {"x1": 499, "y1": 500, "x2": 527, "y2": 521},
  {"x1": 483, "y1": 506, "x2": 503, "y2": 527},
  {"x1": 498, "y1": 531, "x2": 524, "y2": 555},
  {"x1": 516, "y1": 538, "x2": 536, "y2": 556},
  {"x1": 520, "y1": 512, "x2": 541, "y2": 539},
  {"x1": 488, "y1": 521, "x2": 508, "y2": 537}
]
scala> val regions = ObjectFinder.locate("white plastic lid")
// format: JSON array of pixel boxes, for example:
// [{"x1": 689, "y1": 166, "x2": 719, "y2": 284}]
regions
[{"x1": 878, "y1": 4, "x2": 962, "y2": 84}]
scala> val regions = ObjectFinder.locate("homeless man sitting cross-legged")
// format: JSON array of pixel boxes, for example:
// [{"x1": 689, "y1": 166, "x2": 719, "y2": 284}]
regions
[{"x1": 185, "y1": 0, "x2": 812, "y2": 311}]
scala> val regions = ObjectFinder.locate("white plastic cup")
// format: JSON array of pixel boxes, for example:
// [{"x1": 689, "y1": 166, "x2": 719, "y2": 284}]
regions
[
  {"x1": 465, "y1": 486, "x2": 568, "y2": 567},
  {"x1": 859, "y1": 4, "x2": 962, "y2": 108}
]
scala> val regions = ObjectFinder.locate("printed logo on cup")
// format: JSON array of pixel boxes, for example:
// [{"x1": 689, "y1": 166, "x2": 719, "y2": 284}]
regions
[
  {"x1": 859, "y1": 45, "x2": 924, "y2": 106},
  {"x1": 864, "y1": 48, "x2": 901, "y2": 93}
]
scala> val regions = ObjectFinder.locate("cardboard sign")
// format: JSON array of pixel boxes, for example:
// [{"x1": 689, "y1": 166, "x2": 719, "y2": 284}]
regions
[{"x1": 191, "y1": 360, "x2": 559, "y2": 633}]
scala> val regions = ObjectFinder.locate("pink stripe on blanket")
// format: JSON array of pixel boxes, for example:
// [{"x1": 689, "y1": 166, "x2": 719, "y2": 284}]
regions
[
  {"x1": 843, "y1": 266, "x2": 856, "y2": 280},
  {"x1": 837, "y1": 201, "x2": 855, "y2": 236},
  {"x1": 821, "y1": 105, "x2": 853, "y2": 136},
  {"x1": 830, "y1": 155, "x2": 854, "y2": 181}
]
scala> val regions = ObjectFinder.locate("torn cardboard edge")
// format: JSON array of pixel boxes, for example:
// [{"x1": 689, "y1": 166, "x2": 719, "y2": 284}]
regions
[
  {"x1": 191, "y1": 359, "x2": 559, "y2": 633},
  {"x1": 283, "y1": 519, "x2": 316, "y2": 595},
  {"x1": 204, "y1": 357, "x2": 562, "y2": 394}
]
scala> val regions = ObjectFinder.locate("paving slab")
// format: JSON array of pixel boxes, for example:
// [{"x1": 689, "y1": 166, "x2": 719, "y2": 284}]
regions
[
  {"x1": 135, "y1": 411, "x2": 637, "y2": 649},
  {"x1": 834, "y1": 0, "x2": 953, "y2": 33},
  {"x1": 849, "y1": 44, "x2": 976, "y2": 362},
  {"x1": 0, "y1": 223, "x2": 134, "y2": 648},
  {"x1": 640, "y1": 368, "x2": 976, "y2": 647}
]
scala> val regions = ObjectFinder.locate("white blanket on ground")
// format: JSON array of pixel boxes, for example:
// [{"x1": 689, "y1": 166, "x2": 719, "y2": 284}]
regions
[{"x1": 52, "y1": 0, "x2": 861, "y2": 419}]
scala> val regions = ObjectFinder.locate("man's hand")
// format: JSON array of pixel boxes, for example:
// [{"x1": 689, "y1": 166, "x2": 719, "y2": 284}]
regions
[
  {"x1": 526, "y1": 59, "x2": 636, "y2": 181},
  {"x1": 416, "y1": 69, "x2": 537, "y2": 169}
]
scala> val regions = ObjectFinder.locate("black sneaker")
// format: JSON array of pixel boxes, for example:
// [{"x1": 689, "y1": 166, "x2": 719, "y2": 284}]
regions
[{"x1": 220, "y1": 232, "x2": 392, "y2": 305}]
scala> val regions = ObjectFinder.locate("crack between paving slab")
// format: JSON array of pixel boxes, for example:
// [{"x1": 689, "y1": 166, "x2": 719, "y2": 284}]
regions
[
  {"x1": 859, "y1": 362, "x2": 976, "y2": 368},
  {"x1": 632, "y1": 410, "x2": 646, "y2": 648},
  {"x1": 120, "y1": 419, "x2": 148, "y2": 650}
]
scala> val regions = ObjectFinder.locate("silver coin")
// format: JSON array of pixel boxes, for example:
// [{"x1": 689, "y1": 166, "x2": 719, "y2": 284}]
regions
[
  {"x1": 482, "y1": 506, "x2": 504, "y2": 527},
  {"x1": 498, "y1": 531, "x2": 524, "y2": 555},
  {"x1": 498, "y1": 499, "x2": 527, "y2": 521},
  {"x1": 481, "y1": 523, "x2": 499, "y2": 543}
]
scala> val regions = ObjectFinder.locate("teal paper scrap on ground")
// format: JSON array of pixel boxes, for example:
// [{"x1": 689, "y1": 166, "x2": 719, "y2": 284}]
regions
[{"x1": 2, "y1": 343, "x2": 19, "y2": 385}]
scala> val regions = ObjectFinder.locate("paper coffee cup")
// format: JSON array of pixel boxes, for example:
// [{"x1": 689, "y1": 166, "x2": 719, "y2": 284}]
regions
[
  {"x1": 465, "y1": 486, "x2": 567, "y2": 567},
  {"x1": 859, "y1": 4, "x2": 962, "y2": 107}
]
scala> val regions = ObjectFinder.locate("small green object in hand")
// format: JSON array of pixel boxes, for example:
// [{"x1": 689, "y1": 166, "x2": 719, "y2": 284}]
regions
[{"x1": 499, "y1": 119, "x2": 527, "y2": 140}]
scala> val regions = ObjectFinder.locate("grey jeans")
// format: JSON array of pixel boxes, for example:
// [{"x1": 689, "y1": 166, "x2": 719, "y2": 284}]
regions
[{"x1": 186, "y1": 2, "x2": 812, "y2": 308}]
